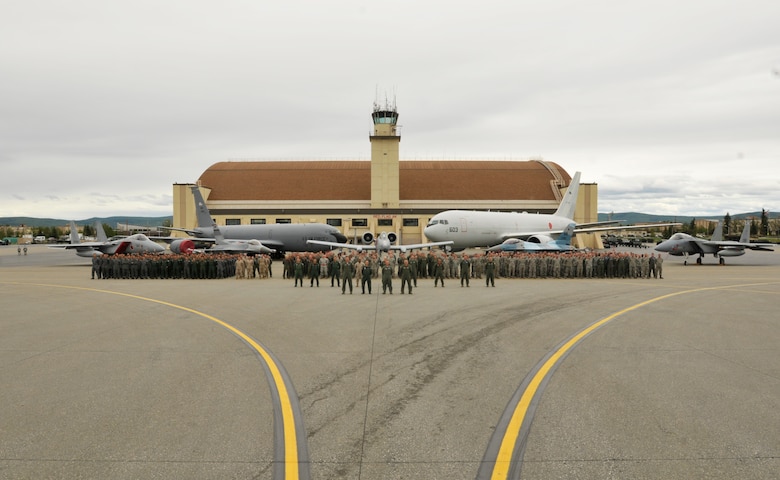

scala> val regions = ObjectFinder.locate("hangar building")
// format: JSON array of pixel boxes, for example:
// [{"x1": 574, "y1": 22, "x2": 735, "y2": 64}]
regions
[{"x1": 173, "y1": 104, "x2": 600, "y2": 248}]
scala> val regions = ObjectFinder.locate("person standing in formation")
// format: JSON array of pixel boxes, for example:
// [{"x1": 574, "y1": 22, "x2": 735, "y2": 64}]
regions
[
  {"x1": 309, "y1": 255, "x2": 320, "y2": 287},
  {"x1": 485, "y1": 254, "x2": 496, "y2": 287},
  {"x1": 341, "y1": 255, "x2": 354, "y2": 294},
  {"x1": 381, "y1": 259, "x2": 394, "y2": 294},
  {"x1": 361, "y1": 260, "x2": 372, "y2": 294},
  {"x1": 460, "y1": 254, "x2": 471, "y2": 287},
  {"x1": 433, "y1": 257, "x2": 445, "y2": 287},
  {"x1": 293, "y1": 256, "x2": 305, "y2": 287},
  {"x1": 399, "y1": 259, "x2": 413, "y2": 294}
]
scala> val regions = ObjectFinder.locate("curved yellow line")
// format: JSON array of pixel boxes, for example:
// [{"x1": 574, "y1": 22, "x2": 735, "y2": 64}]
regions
[
  {"x1": 3, "y1": 282, "x2": 299, "y2": 479},
  {"x1": 490, "y1": 282, "x2": 776, "y2": 479}
]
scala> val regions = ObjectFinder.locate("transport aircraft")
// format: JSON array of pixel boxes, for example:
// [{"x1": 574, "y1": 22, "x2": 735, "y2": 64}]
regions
[
  {"x1": 306, "y1": 231, "x2": 453, "y2": 253},
  {"x1": 655, "y1": 220, "x2": 774, "y2": 264},
  {"x1": 50, "y1": 221, "x2": 165, "y2": 258},
  {"x1": 163, "y1": 186, "x2": 348, "y2": 255},
  {"x1": 486, "y1": 223, "x2": 577, "y2": 252},
  {"x1": 423, "y1": 171, "x2": 680, "y2": 251}
]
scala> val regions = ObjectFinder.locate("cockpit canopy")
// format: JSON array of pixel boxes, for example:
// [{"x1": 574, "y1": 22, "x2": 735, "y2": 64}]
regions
[{"x1": 427, "y1": 219, "x2": 450, "y2": 227}]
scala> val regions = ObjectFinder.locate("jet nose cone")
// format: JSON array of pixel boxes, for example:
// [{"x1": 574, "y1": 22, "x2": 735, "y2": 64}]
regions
[{"x1": 334, "y1": 232, "x2": 348, "y2": 243}]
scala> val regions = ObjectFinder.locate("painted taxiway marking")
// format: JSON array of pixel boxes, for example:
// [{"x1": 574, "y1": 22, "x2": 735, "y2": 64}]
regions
[
  {"x1": 2, "y1": 282, "x2": 309, "y2": 480},
  {"x1": 479, "y1": 282, "x2": 778, "y2": 480}
]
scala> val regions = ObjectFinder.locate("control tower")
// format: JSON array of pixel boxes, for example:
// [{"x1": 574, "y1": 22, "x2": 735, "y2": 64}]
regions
[{"x1": 370, "y1": 103, "x2": 400, "y2": 209}]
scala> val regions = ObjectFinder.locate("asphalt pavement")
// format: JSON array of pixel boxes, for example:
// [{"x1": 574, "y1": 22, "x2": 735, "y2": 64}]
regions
[{"x1": 1, "y1": 245, "x2": 778, "y2": 479}]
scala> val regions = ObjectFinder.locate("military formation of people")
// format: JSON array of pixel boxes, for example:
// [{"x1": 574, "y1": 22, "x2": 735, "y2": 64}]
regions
[
  {"x1": 90, "y1": 249, "x2": 665, "y2": 282},
  {"x1": 91, "y1": 252, "x2": 241, "y2": 280},
  {"x1": 279, "y1": 249, "x2": 665, "y2": 291}
]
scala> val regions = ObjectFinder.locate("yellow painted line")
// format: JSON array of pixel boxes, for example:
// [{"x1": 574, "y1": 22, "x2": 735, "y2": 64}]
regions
[
  {"x1": 489, "y1": 282, "x2": 777, "y2": 480},
  {"x1": 2, "y1": 282, "x2": 300, "y2": 480}
]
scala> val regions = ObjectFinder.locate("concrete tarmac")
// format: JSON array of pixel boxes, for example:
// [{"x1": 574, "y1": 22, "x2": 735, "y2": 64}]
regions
[{"x1": 1, "y1": 245, "x2": 778, "y2": 479}]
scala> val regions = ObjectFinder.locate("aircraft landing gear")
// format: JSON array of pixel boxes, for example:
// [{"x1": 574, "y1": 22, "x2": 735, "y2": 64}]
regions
[
  {"x1": 719, "y1": 257, "x2": 725, "y2": 265},
  {"x1": 696, "y1": 256, "x2": 702, "y2": 265}
]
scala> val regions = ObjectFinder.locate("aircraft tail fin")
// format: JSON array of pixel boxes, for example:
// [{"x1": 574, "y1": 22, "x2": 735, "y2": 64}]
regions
[
  {"x1": 68, "y1": 221, "x2": 80, "y2": 244},
  {"x1": 710, "y1": 221, "x2": 723, "y2": 242},
  {"x1": 190, "y1": 186, "x2": 216, "y2": 229},
  {"x1": 94, "y1": 220, "x2": 108, "y2": 243},
  {"x1": 554, "y1": 171, "x2": 581, "y2": 219},
  {"x1": 212, "y1": 224, "x2": 227, "y2": 245},
  {"x1": 555, "y1": 223, "x2": 577, "y2": 246},
  {"x1": 739, "y1": 220, "x2": 751, "y2": 243}
]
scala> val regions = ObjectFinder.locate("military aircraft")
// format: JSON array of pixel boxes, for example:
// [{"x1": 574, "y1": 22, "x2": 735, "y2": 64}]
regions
[
  {"x1": 173, "y1": 224, "x2": 275, "y2": 255},
  {"x1": 654, "y1": 220, "x2": 774, "y2": 264},
  {"x1": 306, "y1": 231, "x2": 453, "y2": 253},
  {"x1": 486, "y1": 223, "x2": 577, "y2": 252},
  {"x1": 423, "y1": 171, "x2": 681, "y2": 250},
  {"x1": 163, "y1": 186, "x2": 348, "y2": 255},
  {"x1": 50, "y1": 221, "x2": 165, "y2": 258}
]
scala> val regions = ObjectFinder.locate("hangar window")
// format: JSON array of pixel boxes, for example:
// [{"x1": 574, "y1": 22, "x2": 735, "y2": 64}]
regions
[
  {"x1": 326, "y1": 218, "x2": 342, "y2": 227},
  {"x1": 352, "y1": 218, "x2": 368, "y2": 227},
  {"x1": 250, "y1": 218, "x2": 266, "y2": 225},
  {"x1": 377, "y1": 219, "x2": 393, "y2": 227},
  {"x1": 403, "y1": 218, "x2": 419, "y2": 227},
  {"x1": 276, "y1": 218, "x2": 291, "y2": 224},
  {"x1": 225, "y1": 218, "x2": 241, "y2": 225}
]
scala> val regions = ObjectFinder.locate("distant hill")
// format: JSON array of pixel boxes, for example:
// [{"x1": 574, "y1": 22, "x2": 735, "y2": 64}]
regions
[
  {"x1": 0, "y1": 216, "x2": 173, "y2": 228},
  {"x1": 597, "y1": 211, "x2": 778, "y2": 224}
]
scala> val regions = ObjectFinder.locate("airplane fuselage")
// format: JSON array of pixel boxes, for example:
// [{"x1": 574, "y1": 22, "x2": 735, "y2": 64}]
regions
[{"x1": 424, "y1": 210, "x2": 575, "y2": 250}]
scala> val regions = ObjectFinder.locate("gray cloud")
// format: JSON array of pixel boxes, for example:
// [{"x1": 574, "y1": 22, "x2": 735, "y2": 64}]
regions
[{"x1": 1, "y1": 0, "x2": 778, "y2": 219}]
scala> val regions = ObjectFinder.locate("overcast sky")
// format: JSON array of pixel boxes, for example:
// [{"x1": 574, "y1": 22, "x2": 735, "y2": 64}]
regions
[{"x1": 2, "y1": 1, "x2": 779, "y2": 220}]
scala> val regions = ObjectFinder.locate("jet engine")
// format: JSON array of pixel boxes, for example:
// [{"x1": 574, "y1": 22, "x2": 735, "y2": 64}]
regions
[
  {"x1": 170, "y1": 239, "x2": 196, "y2": 254},
  {"x1": 386, "y1": 232, "x2": 397, "y2": 244},
  {"x1": 361, "y1": 232, "x2": 375, "y2": 244},
  {"x1": 525, "y1": 234, "x2": 554, "y2": 244},
  {"x1": 717, "y1": 249, "x2": 745, "y2": 257}
]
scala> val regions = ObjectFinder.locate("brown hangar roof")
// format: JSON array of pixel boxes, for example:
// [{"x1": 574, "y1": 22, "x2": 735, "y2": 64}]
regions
[{"x1": 198, "y1": 160, "x2": 571, "y2": 201}]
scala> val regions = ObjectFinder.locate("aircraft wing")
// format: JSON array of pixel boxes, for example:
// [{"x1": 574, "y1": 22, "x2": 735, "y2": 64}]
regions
[
  {"x1": 307, "y1": 239, "x2": 453, "y2": 251},
  {"x1": 572, "y1": 223, "x2": 683, "y2": 235},
  {"x1": 307, "y1": 240, "x2": 377, "y2": 251},
  {"x1": 575, "y1": 220, "x2": 623, "y2": 228},
  {"x1": 500, "y1": 222, "x2": 682, "y2": 241},
  {"x1": 703, "y1": 240, "x2": 775, "y2": 252},
  {"x1": 49, "y1": 242, "x2": 107, "y2": 250},
  {"x1": 388, "y1": 240, "x2": 454, "y2": 251},
  {"x1": 158, "y1": 226, "x2": 203, "y2": 237},
  {"x1": 206, "y1": 244, "x2": 276, "y2": 255}
]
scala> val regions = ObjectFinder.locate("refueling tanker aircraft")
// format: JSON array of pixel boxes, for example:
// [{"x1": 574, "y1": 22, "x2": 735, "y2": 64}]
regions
[
  {"x1": 162, "y1": 186, "x2": 348, "y2": 255},
  {"x1": 306, "y1": 231, "x2": 453, "y2": 253},
  {"x1": 50, "y1": 221, "x2": 165, "y2": 258},
  {"x1": 654, "y1": 220, "x2": 773, "y2": 264},
  {"x1": 423, "y1": 171, "x2": 681, "y2": 251}
]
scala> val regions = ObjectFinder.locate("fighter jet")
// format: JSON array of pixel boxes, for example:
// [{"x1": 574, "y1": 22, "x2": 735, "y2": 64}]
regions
[
  {"x1": 174, "y1": 224, "x2": 275, "y2": 255},
  {"x1": 306, "y1": 231, "x2": 453, "y2": 253},
  {"x1": 486, "y1": 223, "x2": 577, "y2": 252},
  {"x1": 50, "y1": 221, "x2": 165, "y2": 258},
  {"x1": 655, "y1": 220, "x2": 774, "y2": 264},
  {"x1": 163, "y1": 186, "x2": 347, "y2": 255}
]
